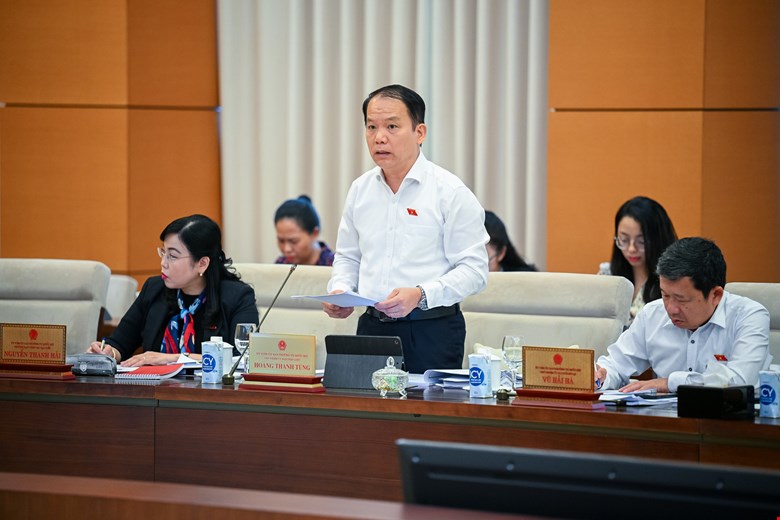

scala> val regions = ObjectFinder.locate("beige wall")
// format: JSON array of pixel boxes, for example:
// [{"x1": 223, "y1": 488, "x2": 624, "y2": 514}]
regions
[
  {"x1": 1, "y1": 0, "x2": 778, "y2": 284},
  {"x1": 0, "y1": 0, "x2": 221, "y2": 285},
  {"x1": 547, "y1": 0, "x2": 780, "y2": 282}
]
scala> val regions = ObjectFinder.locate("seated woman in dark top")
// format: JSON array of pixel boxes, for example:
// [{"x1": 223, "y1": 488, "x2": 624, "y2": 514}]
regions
[
  {"x1": 89, "y1": 214, "x2": 258, "y2": 366},
  {"x1": 274, "y1": 195, "x2": 335, "y2": 266},
  {"x1": 485, "y1": 210, "x2": 537, "y2": 272}
]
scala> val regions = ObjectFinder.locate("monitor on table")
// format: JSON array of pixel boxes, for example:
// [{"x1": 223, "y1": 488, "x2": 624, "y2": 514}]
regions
[{"x1": 396, "y1": 438, "x2": 780, "y2": 519}]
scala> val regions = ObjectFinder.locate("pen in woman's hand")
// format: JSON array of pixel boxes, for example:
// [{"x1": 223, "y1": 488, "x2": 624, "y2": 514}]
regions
[{"x1": 98, "y1": 338, "x2": 105, "y2": 354}]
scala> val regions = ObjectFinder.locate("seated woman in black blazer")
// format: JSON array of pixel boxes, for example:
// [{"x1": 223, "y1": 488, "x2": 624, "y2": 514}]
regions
[{"x1": 88, "y1": 214, "x2": 258, "y2": 367}]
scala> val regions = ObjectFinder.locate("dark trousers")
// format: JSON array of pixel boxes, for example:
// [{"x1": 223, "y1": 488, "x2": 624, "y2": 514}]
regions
[{"x1": 356, "y1": 310, "x2": 466, "y2": 374}]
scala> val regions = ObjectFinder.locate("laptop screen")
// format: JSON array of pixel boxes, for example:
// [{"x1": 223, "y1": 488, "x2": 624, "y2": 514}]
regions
[{"x1": 323, "y1": 335, "x2": 403, "y2": 390}]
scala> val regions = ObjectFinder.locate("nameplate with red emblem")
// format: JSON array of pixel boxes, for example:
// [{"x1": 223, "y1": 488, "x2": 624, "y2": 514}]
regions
[
  {"x1": 0, "y1": 323, "x2": 66, "y2": 364},
  {"x1": 521, "y1": 345, "x2": 595, "y2": 393},
  {"x1": 247, "y1": 332, "x2": 316, "y2": 376}
]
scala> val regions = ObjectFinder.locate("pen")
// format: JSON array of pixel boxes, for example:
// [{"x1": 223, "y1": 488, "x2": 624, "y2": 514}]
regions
[
  {"x1": 595, "y1": 378, "x2": 602, "y2": 390},
  {"x1": 99, "y1": 338, "x2": 105, "y2": 354}
]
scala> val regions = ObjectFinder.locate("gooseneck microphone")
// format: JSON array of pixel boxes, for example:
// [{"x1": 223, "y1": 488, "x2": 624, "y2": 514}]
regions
[{"x1": 222, "y1": 264, "x2": 297, "y2": 386}]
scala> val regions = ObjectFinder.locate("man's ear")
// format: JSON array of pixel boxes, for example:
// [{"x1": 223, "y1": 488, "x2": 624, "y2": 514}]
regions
[
  {"x1": 710, "y1": 286, "x2": 724, "y2": 306},
  {"x1": 416, "y1": 123, "x2": 427, "y2": 146}
]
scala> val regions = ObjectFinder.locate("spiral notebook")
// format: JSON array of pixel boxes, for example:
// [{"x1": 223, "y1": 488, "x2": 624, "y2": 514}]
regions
[{"x1": 114, "y1": 363, "x2": 184, "y2": 380}]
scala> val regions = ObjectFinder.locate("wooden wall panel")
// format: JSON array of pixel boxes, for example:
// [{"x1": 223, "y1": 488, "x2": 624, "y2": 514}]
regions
[
  {"x1": 701, "y1": 112, "x2": 780, "y2": 282},
  {"x1": 128, "y1": 0, "x2": 219, "y2": 107},
  {"x1": 703, "y1": 0, "x2": 780, "y2": 108},
  {"x1": 549, "y1": 0, "x2": 706, "y2": 109},
  {"x1": 0, "y1": 0, "x2": 127, "y2": 105},
  {"x1": 127, "y1": 110, "x2": 222, "y2": 280},
  {"x1": 547, "y1": 112, "x2": 702, "y2": 274},
  {"x1": 0, "y1": 107, "x2": 129, "y2": 268}
]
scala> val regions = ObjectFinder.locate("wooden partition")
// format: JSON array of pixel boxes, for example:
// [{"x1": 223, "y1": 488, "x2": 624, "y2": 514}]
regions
[
  {"x1": 548, "y1": 0, "x2": 780, "y2": 282},
  {"x1": 0, "y1": 473, "x2": 519, "y2": 520},
  {"x1": 0, "y1": 0, "x2": 220, "y2": 285}
]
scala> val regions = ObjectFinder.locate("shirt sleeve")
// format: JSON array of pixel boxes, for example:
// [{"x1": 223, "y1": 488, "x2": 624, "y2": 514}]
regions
[
  {"x1": 328, "y1": 183, "x2": 361, "y2": 294},
  {"x1": 596, "y1": 312, "x2": 652, "y2": 390},
  {"x1": 421, "y1": 185, "x2": 489, "y2": 308},
  {"x1": 224, "y1": 283, "x2": 260, "y2": 349},
  {"x1": 105, "y1": 278, "x2": 152, "y2": 360}
]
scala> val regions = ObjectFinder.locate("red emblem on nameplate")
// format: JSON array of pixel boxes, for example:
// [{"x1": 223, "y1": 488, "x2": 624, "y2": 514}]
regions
[
  {"x1": 278, "y1": 340, "x2": 287, "y2": 351},
  {"x1": 29, "y1": 329, "x2": 38, "y2": 341},
  {"x1": 714, "y1": 354, "x2": 728, "y2": 361},
  {"x1": 407, "y1": 208, "x2": 418, "y2": 216},
  {"x1": 553, "y1": 354, "x2": 563, "y2": 365}
]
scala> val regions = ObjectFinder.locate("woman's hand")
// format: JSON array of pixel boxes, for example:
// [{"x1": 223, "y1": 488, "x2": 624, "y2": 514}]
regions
[
  {"x1": 120, "y1": 351, "x2": 176, "y2": 367},
  {"x1": 88, "y1": 341, "x2": 121, "y2": 361}
]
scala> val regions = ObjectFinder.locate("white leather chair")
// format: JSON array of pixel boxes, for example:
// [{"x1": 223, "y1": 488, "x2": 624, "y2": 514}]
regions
[
  {"x1": 235, "y1": 264, "x2": 633, "y2": 371},
  {"x1": 724, "y1": 282, "x2": 779, "y2": 363},
  {"x1": 105, "y1": 274, "x2": 138, "y2": 321},
  {"x1": 461, "y1": 271, "x2": 633, "y2": 366},
  {"x1": 0, "y1": 259, "x2": 110, "y2": 356}
]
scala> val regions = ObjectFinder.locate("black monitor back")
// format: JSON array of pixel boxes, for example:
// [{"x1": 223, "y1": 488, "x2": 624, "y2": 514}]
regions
[{"x1": 397, "y1": 439, "x2": 780, "y2": 519}]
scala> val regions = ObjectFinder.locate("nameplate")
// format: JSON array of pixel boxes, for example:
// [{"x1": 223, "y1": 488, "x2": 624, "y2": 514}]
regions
[
  {"x1": 247, "y1": 332, "x2": 316, "y2": 376},
  {"x1": 0, "y1": 323, "x2": 67, "y2": 364},
  {"x1": 521, "y1": 346, "x2": 595, "y2": 393}
]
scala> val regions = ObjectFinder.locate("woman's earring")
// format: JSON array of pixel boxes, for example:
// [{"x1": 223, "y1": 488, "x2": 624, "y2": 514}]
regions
[{"x1": 199, "y1": 272, "x2": 203, "y2": 277}]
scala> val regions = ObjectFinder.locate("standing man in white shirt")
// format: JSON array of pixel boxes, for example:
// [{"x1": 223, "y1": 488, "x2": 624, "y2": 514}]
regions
[
  {"x1": 595, "y1": 237, "x2": 771, "y2": 393},
  {"x1": 323, "y1": 84, "x2": 489, "y2": 374}
]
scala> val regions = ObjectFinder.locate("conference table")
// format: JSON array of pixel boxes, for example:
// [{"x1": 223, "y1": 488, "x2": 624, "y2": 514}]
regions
[{"x1": 0, "y1": 375, "x2": 778, "y2": 502}]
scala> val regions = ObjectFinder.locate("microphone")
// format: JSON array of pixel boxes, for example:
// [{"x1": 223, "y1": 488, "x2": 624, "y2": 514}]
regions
[{"x1": 222, "y1": 264, "x2": 297, "y2": 386}]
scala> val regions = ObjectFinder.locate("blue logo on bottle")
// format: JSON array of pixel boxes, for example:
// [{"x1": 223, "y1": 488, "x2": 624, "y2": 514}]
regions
[
  {"x1": 469, "y1": 367, "x2": 485, "y2": 386},
  {"x1": 759, "y1": 384, "x2": 776, "y2": 405},
  {"x1": 202, "y1": 353, "x2": 216, "y2": 373}
]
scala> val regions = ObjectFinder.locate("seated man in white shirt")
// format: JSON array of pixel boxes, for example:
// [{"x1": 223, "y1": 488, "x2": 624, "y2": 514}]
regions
[{"x1": 595, "y1": 237, "x2": 771, "y2": 393}]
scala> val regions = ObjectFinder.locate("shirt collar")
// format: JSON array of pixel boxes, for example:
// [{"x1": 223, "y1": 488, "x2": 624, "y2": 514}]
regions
[
  {"x1": 706, "y1": 290, "x2": 729, "y2": 329},
  {"x1": 373, "y1": 150, "x2": 427, "y2": 187}
]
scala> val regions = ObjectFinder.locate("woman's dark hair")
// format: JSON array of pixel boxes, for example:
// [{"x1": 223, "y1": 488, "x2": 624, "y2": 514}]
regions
[
  {"x1": 274, "y1": 195, "x2": 320, "y2": 234},
  {"x1": 484, "y1": 211, "x2": 537, "y2": 272},
  {"x1": 609, "y1": 196, "x2": 678, "y2": 303},
  {"x1": 160, "y1": 214, "x2": 240, "y2": 324},
  {"x1": 362, "y1": 84, "x2": 426, "y2": 129}
]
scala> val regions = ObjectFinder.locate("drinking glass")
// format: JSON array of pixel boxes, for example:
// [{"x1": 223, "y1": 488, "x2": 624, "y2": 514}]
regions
[
  {"x1": 502, "y1": 335, "x2": 524, "y2": 390},
  {"x1": 234, "y1": 323, "x2": 257, "y2": 371}
]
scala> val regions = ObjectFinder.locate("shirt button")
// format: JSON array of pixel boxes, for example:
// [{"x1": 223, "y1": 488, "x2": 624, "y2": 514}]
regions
[
  {"x1": 691, "y1": 340, "x2": 695, "y2": 344},
  {"x1": 688, "y1": 368, "x2": 693, "y2": 371}
]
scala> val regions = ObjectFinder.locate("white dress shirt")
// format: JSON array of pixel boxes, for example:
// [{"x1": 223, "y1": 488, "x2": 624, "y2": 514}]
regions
[
  {"x1": 597, "y1": 291, "x2": 771, "y2": 392},
  {"x1": 328, "y1": 151, "x2": 489, "y2": 308}
]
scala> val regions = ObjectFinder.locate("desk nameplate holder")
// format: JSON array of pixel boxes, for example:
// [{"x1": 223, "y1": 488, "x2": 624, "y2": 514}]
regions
[
  {"x1": 239, "y1": 332, "x2": 320, "y2": 392},
  {"x1": 514, "y1": 346, "x2": 602, "y2": 409},
  {"x1": 0, "y1": 323, "x2": 74, "y2": 380}
]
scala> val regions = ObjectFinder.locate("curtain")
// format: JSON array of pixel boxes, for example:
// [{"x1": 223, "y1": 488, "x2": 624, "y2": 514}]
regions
[{"x1": 217, "y1": 0, "x2": 548, "y2": 269}]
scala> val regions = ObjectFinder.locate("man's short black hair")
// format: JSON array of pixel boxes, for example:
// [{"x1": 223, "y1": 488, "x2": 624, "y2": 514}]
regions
[
  {"x1": 656, "y1": 237, "x2": 726, "y2": 298},
  {"x1": 362, "y1": 84, "x2": 425, "y2": 129}
]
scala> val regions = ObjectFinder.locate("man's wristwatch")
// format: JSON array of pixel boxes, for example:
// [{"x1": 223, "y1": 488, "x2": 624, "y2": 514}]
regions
[{"x1": 416, "y1": 285, "x2": 429, "y2": 311}]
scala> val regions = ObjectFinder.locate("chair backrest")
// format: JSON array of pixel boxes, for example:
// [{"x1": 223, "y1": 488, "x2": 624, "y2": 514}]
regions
[
  {"x1": 235, "y1": 264, "x2": 634, "y2": 371},
  {"x1": 234, "y1": 264, "x2": 360, "y2": 370},
  {"x1": 105, "y1": 274, "x2": 138, "y2": 321},
  {"x1": 0, "y1": 258, "x2": 111, "y2": 356},
  {"x1": 724, "y1": 282, "x2": 780, "y2": 364},
  {"x1": 460, "y1": 271, "x2": 633, "y2": 366}
]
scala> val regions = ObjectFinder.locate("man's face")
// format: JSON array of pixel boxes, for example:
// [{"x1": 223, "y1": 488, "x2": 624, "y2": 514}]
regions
[
  {"x1": 365, "y1": 96, "x2": 426, "y2": 178},
  {"x1": 660, "y1": 276, "x2": 723, "y2": 331}
]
